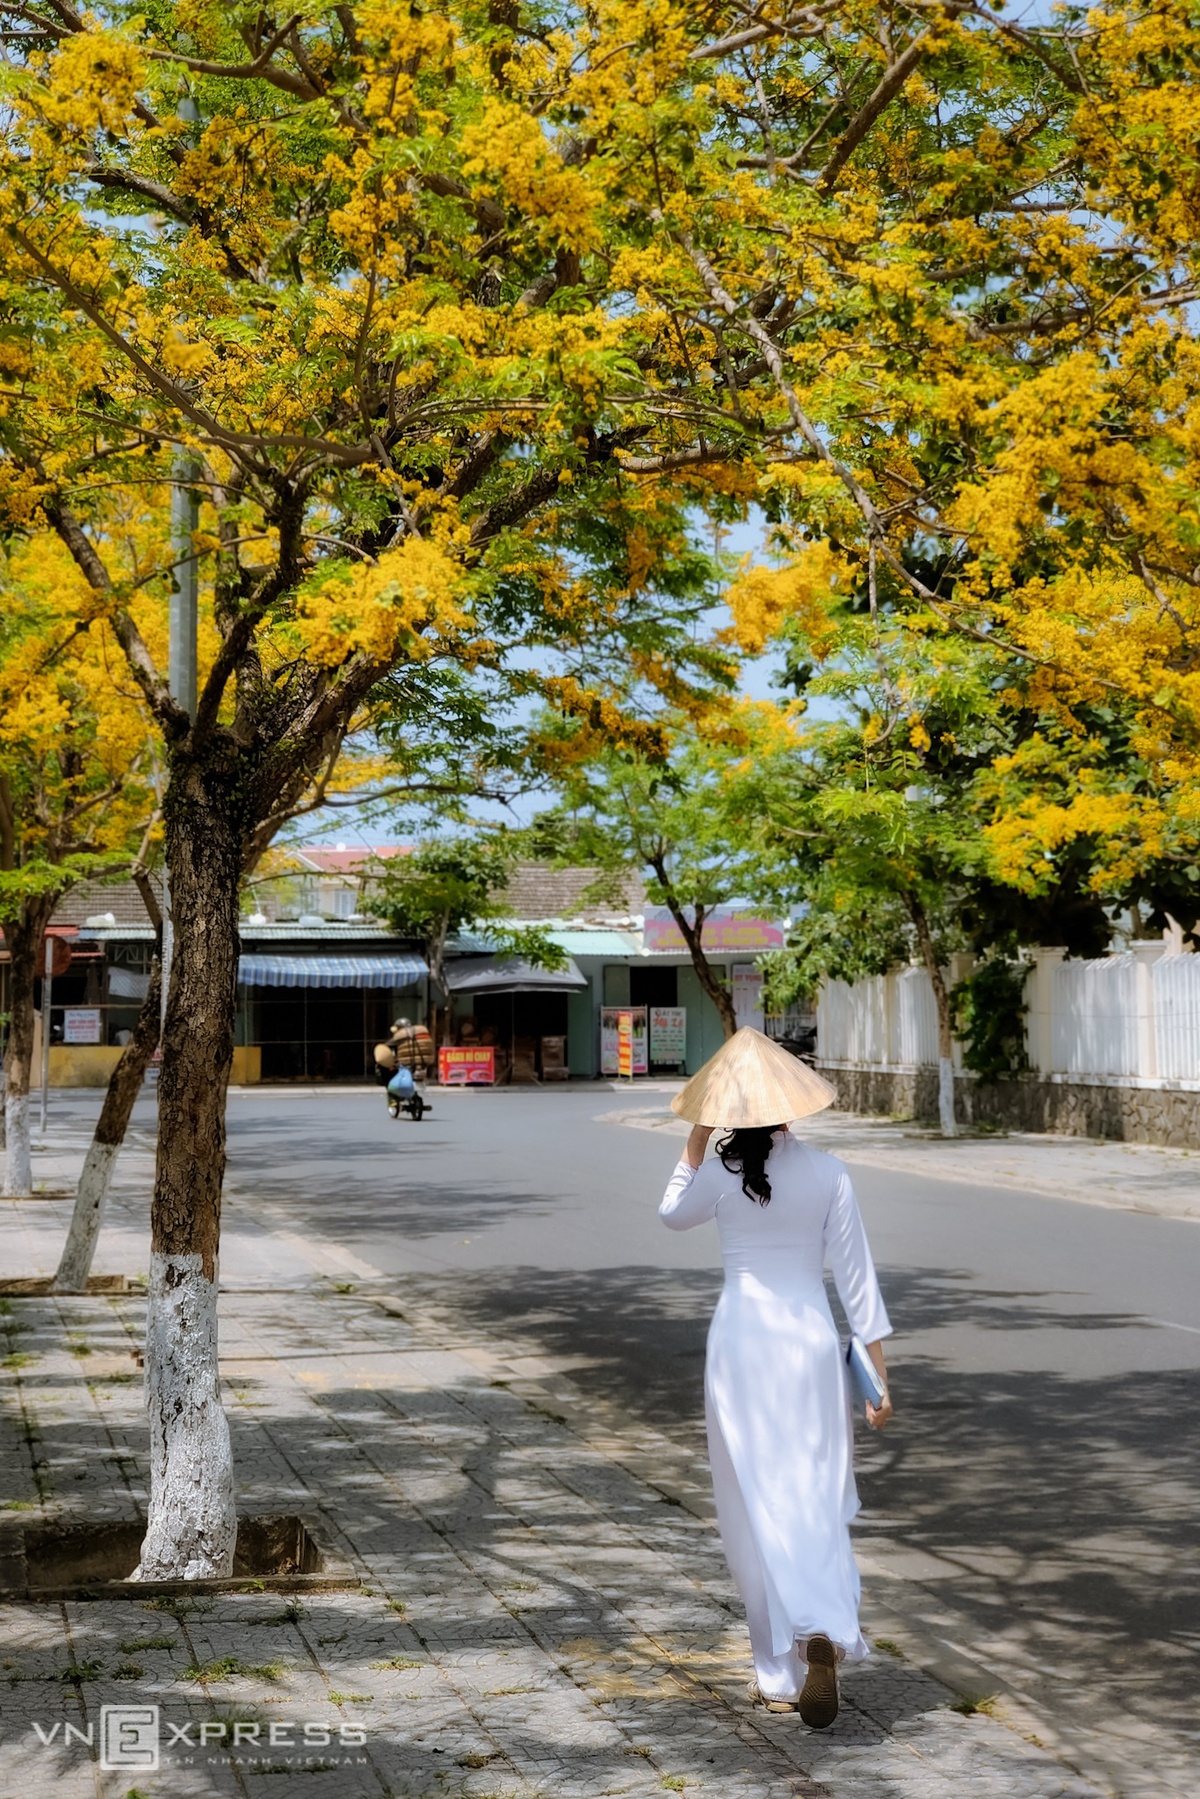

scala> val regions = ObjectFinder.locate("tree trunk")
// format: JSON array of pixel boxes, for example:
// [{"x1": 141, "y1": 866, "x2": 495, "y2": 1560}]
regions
[
  {"x1": 907, "y1": 894, "x2": 957, "y2": 1138},
  {"x1": 134, "y1": 769, "x2": 243, "y2": 1580},
  {"x1": 51, "y1": 951, "x2": 162, "y2": 1293},
  {"x1": 2, "y1": 897, "x2": 56, "y2": 1198},
  {"x1": 657, "y1": 887, "x2": 738, "y2": 1039}
]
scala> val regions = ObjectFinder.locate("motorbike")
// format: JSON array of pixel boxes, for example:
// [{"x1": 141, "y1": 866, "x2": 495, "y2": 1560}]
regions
[{"x1": 384, "y1": 1061, "x2": 429, "y2": 1122}]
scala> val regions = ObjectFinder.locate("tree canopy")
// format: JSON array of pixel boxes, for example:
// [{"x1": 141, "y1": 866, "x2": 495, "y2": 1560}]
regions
[
  {"x1": 532, "y1": 703, "x2": 798, "y2": 1034},
  {"x1": 4, "y1": 0, "x2": 1198, "y2": 783},
  {"x1": 370, "y1": 834, "x2": 565, "y2": 993},
  {"x1": 5, "y1": 0, "x2": 1199, "y2": 1575}
]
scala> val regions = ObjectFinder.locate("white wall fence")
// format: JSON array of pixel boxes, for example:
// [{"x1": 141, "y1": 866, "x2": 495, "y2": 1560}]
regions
[{"x1": 817, "y1": 947, "x2": 1200, "y2": 1085}]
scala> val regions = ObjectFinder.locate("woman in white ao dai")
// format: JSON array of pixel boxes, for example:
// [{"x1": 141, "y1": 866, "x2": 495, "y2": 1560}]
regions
[{"x1": 661, "y1": 1121, "x2": 893, "y2": 1722}]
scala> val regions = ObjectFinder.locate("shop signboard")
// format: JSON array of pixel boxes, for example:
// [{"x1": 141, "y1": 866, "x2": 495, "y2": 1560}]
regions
[
  {"x1": 649, "y1": 1005, "x2": 686, "y2": 1064},
  {"x1": 642, "y1": 904, "x2": 786, "y2": 953},
  {"x1": 617, "y1": 1010, "x2": 634, "y2": 1078},
  {"x1": 62, "y1": 1008, "x2": 102, "y2": 1045},
  {"x1": 601, "y1": 1006, "x2": 648, "y2": 1076},
  {"x1": 438, "y1": 1045, "x2": 496, "y2": 1086}
]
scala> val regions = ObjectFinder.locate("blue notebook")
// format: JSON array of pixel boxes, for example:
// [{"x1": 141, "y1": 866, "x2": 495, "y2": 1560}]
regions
[{"x1": 845, "y1": 1334, "x2": 887, "y2": 1408}]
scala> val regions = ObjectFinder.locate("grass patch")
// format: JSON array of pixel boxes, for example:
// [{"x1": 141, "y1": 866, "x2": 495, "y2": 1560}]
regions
[
  {"x1": 183, "y1": 1655, "x2": 291, "y2": 1683},
  {"x1": 332, "y1": 1283, "x2": 356, "y2": 1295},
  {"x1": 247, "y1": 1601, "x2": 305, "y2": 1626},
  {"x1": 113, "y1": 1662, "x2": 144, "y2": 1680},
  {"x1": 120, "y1": 1635, "x2": 175, "y2": 1654},
  {"x1": 66, "y1": 1339, "x2": 92, "y2": 1358},
  {"x1": 369, "y1": 1656, "x2": 421, "y2": 1671},
  {"x1": 183, "y1": 1656, "x2": 243, "y2": 1683},
  {"x1": 951, "y1": 1693, "x2": 999, "y2": 1717},
  {"x1": 662, "y1": 1779, "x2": 688, "y2": 1793},
  {"x1": 873, "y1": 1637, "x2": 904, "y2": 1659},
  {"x1": 328, "y1": 1691, "x2": 371, "y2": 1705},
  {"x1": 1, "y1": 1498, "x2": 36, "y2": 1511},
  {"x1": 385, "y1": 1598, "x2": 405, "y2": 1613},
  {"x1": 1, "y1": 1352, "x2": 37, "y2": 1370},
  {"x1": 317, "y1": 1631, "x2": 347, "y2": 1646},
  {"x1": 457, "y1": 1752, "x2": 497, "y2": 1769},
  {"x1": 59, "y1": 1660, "x2": 104, "y2": 1682},
  {"x1": 142, "y1": 1594, "x2": 209, "y2": 1618}
]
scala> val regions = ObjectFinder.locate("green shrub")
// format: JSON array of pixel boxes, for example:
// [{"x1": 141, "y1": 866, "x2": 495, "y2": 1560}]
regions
[{"x1": 950, "y1": 959, "x2": 1030, "y2": 1085}]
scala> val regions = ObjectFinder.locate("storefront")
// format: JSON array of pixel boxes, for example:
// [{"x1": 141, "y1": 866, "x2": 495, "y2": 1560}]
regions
[
  {"x1": 443, "y1": 953, "x2": 588, "y2": 1083},
  {"x1": 238, "y1": 950, "x2": 428, "y2": 1081},
  {"x1": 48, "y1": 920, "x2": 429, "y2": 1085}
]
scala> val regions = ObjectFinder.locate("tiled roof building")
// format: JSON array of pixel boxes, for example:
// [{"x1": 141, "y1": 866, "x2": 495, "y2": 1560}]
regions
[
  {"x1": 52, "y1": 872, "x2": 166, "y2": 928},
  {"x1": 500, "y1": 864, "x2": 644, "y2": 923}
]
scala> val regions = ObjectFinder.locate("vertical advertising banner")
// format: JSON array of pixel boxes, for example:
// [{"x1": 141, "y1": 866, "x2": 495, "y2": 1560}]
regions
[
  {"x1": 601, "y1": 1007, "x2": 649, "y2": 1076},
  {"x1": 617, "y1": 1010, "x2": 634, "y2": 1078}
]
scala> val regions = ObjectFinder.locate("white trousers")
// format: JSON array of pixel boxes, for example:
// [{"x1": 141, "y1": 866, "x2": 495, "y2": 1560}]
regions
[{"x1": 707, "y1": 1404, "x2": 807, "y2": 1701}]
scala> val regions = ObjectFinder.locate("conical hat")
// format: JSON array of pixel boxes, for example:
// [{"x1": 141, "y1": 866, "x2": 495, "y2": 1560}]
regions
[{"x1": 670, "y1": 1026, "x2": 836, "y2": 1128}]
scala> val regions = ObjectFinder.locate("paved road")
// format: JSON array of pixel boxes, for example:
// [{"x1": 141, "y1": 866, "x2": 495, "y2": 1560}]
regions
[{"x1": 48, "y1": 1084, "x2": 1200, "y2": 1796}]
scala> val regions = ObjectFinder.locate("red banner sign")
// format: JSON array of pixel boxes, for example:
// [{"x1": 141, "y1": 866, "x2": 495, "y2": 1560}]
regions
[{"x1": 438, "y1": 1046, "x2": 495, "y2": 1086}]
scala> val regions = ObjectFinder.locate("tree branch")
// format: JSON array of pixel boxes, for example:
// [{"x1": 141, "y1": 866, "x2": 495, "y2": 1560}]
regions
[
  {"x1": 818, "y1": 23, "x2": 945, "y2": 194},
  {"x1": 0, "y1": 774, "x2": 15, "y2": 874},
  {"x1": 41, "y1": 495, "x2": 188, "y2": 735}
]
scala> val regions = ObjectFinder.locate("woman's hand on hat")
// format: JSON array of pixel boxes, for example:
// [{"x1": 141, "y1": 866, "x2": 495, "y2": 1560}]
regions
[{"x1": 685, "y1": 1124, "x2": 714, "y2": 1169}]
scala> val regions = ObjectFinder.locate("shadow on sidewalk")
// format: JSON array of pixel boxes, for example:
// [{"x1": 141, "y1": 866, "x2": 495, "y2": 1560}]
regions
[{"x1": 386, "y1": 1258, "x2": 1200, "y2": 1768}]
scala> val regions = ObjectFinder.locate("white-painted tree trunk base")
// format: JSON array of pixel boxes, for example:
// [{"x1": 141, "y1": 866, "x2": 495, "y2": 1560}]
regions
[
  {"x1": 133, "y1": 1253, "x2": 236, "y2": 1581},
  {"x1": 50, "y1": 1140, "x2": 120, "y2": 1293},
  {"x1": 937, "y1": 1056, "x2": 957, "y2": 1137},
  {"x1": 3, "y1": 1092, "x2": 32, "y2": 1197}
]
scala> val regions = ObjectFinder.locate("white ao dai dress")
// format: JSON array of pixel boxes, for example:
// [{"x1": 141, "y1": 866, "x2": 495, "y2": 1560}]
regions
[{"x1": 660, "y1": 1130, "x2": 892, "y2": 1701}]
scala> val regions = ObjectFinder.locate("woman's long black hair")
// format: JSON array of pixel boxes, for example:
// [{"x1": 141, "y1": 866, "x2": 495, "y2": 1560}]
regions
[{"x1": 716, "y1": 1125, "x2": 783, "y2": 1205}]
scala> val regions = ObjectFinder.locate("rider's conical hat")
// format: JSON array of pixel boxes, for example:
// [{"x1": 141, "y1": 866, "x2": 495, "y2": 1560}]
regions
[{"x1": 670, "y1": 1026, "x2": 836, "y2": 1129}]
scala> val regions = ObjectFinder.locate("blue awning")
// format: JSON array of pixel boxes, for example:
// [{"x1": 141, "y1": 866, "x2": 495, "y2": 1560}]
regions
[{"x1": 239, "y1": 953, "x2": 427, "y2": 989}]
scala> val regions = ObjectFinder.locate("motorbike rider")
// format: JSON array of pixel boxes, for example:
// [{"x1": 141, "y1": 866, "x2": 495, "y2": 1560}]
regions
[{"x1": 373, "y1": 1017, "x2": 435, "y2": 1088}]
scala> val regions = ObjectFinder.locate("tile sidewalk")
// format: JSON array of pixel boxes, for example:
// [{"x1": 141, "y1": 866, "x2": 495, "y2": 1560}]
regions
[{"x1": 0, "y1": 1124, "x2": 1143, "y2": 1799}]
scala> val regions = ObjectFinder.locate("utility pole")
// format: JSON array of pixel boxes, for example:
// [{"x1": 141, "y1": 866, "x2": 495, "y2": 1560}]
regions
[
  {"x1": 161, "y1": 459, "x2": 197, "y2": 1039},
  {"x1": 39, "y1": 934, "x2": 53, "y2": 1134},
  {"x1": 169, "y1": 469, "x2": 199, "y2": 718},
  {"x1": 162, "y1": 92, "x2": 201, "y2": 1040}
]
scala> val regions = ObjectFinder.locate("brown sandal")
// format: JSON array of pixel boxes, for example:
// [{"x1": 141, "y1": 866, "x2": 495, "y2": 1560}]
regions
[
  {"x1": 798, "y1": 1634, "x2": 839, "y2": 1729},
  {"x1": 747, "y1": 1680, "x2": 799, "y2": 1713}
]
